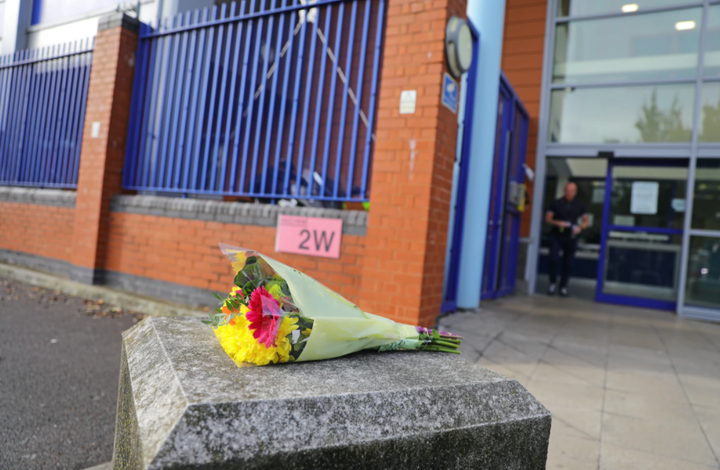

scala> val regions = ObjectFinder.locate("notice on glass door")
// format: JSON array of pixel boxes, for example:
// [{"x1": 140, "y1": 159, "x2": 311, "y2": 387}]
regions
[{"x1": 630, "y1": 181, "x2": 659, "y2": 215}]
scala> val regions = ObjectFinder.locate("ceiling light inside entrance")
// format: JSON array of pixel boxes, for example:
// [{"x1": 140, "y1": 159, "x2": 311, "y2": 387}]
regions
[
  {"x1": 621, "y1": 4, "x2": 639, "y2": 13},
  {"x1": 675, "y1": 20, "x2": 696, "y2": 30}
]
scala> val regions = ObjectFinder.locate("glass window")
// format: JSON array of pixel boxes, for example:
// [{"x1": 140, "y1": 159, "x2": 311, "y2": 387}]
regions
[
  {"x1": 558, "y1": 0, "x2": 700, "y2": 18},
  {"x1": 32, "y1": 0, "x2": 121, "y2": 25},
  {"x1": 553, "y1": 8, "x2": 702, "y2": 83},
  {"x1": 603, "y1": 232, "x2": 682, "y2": 301},
  {"x1": 609, "y1": 165, "x2": 687, "y2": 229},
  {"x1": 692, "y1": 159, "x2": 720, "y2": 230},
  {"x1": 685, "y1": 235, "x2": 720, "y2": 310},
  {"x1": 699, "y1": 82, "x2": 720, "y2": 142},
  {"x1": 549, "y1": 84, "x2": 695, "y2": 143},
  {"x1": 703, "y1": 5, "x2": 720, "y2": 78}
]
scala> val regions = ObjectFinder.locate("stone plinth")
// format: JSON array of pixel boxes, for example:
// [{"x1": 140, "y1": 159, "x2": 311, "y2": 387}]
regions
[{"x1": 113, "y1": 317, "x2": 551, "y2": 469}]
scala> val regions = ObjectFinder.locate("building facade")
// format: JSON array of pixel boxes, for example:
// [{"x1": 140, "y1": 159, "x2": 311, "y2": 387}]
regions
[
  {"x1": 0, "y1": 0, "x2": 470, "y2": 329},
  {"x1": 520, "y1": 0, "x2": 720, "y2": 322},
  {"x1": 1, "y1": 0, "x2": 719, "y2": 324}
]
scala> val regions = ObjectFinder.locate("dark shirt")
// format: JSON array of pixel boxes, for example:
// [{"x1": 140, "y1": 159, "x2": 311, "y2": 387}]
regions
[{"x1": 548, "y1": 197, "x2": 586, "y2": 237}]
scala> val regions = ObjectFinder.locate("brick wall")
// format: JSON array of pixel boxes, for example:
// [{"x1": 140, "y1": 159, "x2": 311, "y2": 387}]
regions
[
  {"x1": 0, "y1": 203, "x2": 75, "y2": 263},
  {"x1": 359, "y1": 0, "x2": 467, "y2": 327},
  {"x1": 0, "y1": 188, "x2": 76, "y2": 271},
  {"x1": 0, "y1": 3, "x2": 467, "y2": 326},
  {"x1": 71, "y1": 14, "x2": 139, "y2": 279},
  {"x1": 501, "y1": 0, "x2": 548, "y2": 237},
  {"x1": 105, "y1": 212, "x2": 365, "y2": 305}
]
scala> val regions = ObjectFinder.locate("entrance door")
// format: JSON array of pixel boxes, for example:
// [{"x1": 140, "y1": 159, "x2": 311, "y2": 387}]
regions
[
  {"x1": 596, "y1": 160, "x2": 688, "y2": 310},
  {"x1": 481, "y1": 75, "x2": 529, "y2": 300}
]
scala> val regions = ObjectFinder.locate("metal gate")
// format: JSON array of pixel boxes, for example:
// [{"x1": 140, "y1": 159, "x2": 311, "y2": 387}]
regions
[
  {"x1": 0, "y1": 40, "x2": 93, "y2": 188},
  {"x1": 123, "y1": 0, "x2": 385, "y2": 205}
]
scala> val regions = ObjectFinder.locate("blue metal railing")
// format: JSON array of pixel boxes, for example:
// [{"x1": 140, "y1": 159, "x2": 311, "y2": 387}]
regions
[
  {"x1": 123, "y1": 0, "x2": 385, "y2": 202},
  {"x1": 0, "y1": 40, "x2": 94, "y2": 188}
]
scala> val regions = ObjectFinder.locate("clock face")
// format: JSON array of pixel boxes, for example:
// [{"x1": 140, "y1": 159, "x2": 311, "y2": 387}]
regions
[
  {"x1": 458, "y1": 24, "x2": 473, "y2": 72},
  {"x1": 446, "y1": 17, "x2": 474, "y2": 78}
]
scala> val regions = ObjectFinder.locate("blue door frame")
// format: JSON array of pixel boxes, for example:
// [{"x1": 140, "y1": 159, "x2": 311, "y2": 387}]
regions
[
  {"x1": 595, "y1": 159, "x2": 687, "y2": 311},
  {"x1": 441, "y1": 22, "x2": 479, "y2": 314},
  {"x1": 480, "y1": 74, "x2": 529, "y2": 301},
  {"x1": 442, "y1": 33, "x2": 530, "y2": 312}
]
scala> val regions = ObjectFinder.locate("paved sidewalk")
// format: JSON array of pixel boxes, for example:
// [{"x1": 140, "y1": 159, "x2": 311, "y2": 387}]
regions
[
  {"x1": 439, "y1": 295, "x2": 720, "y2": 470},
  {"x1": 0, "y1": 278, "x2": 138, "y2": 470}
]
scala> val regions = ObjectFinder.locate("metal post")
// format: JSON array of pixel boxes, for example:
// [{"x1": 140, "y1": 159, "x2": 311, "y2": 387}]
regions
[
  {"x1": 677, "y1": 0, "x2": 710, "y2": 316},
  {"x1": 526, "y1": 0, "x2": 557, "y2": 294}
]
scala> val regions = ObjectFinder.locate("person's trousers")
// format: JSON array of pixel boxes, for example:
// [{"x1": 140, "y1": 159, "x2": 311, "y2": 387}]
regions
[{"x1": 549, "y1": 234, "x2": 577, "y2": 288}]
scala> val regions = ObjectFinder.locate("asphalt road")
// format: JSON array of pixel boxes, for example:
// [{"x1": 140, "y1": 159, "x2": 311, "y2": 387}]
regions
[{"x1": 0, "y1": 278, "x2": 141, "y2": 470}]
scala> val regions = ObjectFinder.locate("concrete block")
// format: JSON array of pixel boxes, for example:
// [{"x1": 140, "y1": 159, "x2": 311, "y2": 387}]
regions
[{"x1": 113, "y1": 317, "x2": 551, "y2": 470}]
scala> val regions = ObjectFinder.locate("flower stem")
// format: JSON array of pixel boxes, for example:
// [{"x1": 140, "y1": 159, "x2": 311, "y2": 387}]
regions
[{"x1": 422, "y1": 346, "x2": 462, "y2": 354}]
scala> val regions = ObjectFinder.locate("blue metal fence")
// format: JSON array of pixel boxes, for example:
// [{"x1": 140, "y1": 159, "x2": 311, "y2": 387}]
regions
[
  {"x1": 124, "y1": 0, "x2": 385, "y2": 203},
  {"x1": 0, "y1": 40, "x2": 93, "y2": 188}
]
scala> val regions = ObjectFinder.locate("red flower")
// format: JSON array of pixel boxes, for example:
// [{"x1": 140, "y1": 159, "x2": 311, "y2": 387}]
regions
[{"x1": 246, "y1": 286, "x2": 283, "y2": 348}]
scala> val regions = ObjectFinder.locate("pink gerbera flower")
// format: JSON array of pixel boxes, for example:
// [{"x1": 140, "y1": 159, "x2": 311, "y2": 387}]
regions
[{"x1": 246, "y1": 286, "x2": 283, "y2": 348}]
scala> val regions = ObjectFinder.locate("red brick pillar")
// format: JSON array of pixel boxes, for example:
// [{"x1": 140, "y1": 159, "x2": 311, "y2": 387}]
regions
[
  {"x1": 359, "y1": 0, "x2": 467, "y2": 327},
  {"x1": 70, "y1": 13, "x2": 138, "y2": 283}
]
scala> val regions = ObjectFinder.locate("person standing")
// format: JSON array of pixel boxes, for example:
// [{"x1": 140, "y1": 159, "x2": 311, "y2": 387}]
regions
[{"x1": 545, "y1": 182, "x2": 588, "y2": 297}]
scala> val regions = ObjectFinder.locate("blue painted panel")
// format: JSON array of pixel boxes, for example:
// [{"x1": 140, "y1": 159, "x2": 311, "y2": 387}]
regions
[{"x1": 442, "y1": 23, "x2": 480, "y2": 314}]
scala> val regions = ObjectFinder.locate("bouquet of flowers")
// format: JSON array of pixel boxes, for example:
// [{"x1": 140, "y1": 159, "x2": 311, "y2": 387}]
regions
[{"x1": 203, "y1": 244, "x2": 463, "y2": 366}]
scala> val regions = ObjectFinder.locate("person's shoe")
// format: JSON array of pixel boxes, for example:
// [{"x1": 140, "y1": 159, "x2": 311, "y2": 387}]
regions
[
  {"x1": 560, "y1": 287, "x2": 568, "y2": 297},
  {"x1": 547, "y1": 284, "x2": 557, "y2": 295}
]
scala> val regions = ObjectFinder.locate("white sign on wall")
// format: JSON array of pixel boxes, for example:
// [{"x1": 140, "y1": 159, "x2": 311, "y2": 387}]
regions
[
  {"x1": 399, "y1": 90, "x2": 417, "y2": 114},
  {"x1": 630, "y1": 181, "x2": 659, "y2": 215}
]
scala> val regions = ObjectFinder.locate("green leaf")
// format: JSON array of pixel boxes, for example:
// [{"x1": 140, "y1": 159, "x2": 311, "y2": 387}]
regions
[
  {"x1": 212, "y1": 292, "x2": 224, "y2": 300},
  {"x1": 214, "y1": 307, "x2": 222, "y2": 313}
]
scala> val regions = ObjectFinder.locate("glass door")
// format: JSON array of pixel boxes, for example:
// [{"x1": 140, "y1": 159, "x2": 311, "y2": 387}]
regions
[{"x1": 596, "y1": 160, "x2": 688, "y2": 310}]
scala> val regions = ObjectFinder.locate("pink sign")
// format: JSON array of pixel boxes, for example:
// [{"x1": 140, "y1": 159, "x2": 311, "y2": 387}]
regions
[{"x1": 275, "y1": 215, "x2": 343, "y2": 259}]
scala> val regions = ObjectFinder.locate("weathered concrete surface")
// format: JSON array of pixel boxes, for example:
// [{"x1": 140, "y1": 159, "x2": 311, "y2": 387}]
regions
[{"x1": 113, "y1": 317, "x2": 551, "y2": 470}]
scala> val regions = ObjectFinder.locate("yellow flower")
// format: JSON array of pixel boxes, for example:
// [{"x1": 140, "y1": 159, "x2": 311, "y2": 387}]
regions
[{"x1": 214, "y1": 305, "x2": 299, "y2": 366}]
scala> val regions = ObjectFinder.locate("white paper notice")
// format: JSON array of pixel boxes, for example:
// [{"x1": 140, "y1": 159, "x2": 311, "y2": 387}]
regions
[
  {"x1": 592, "y1": 188, "x2": 605, "y2": 204},
  {"x1": 631, "y1": 181, "x2": 659, "y2": 215}
]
